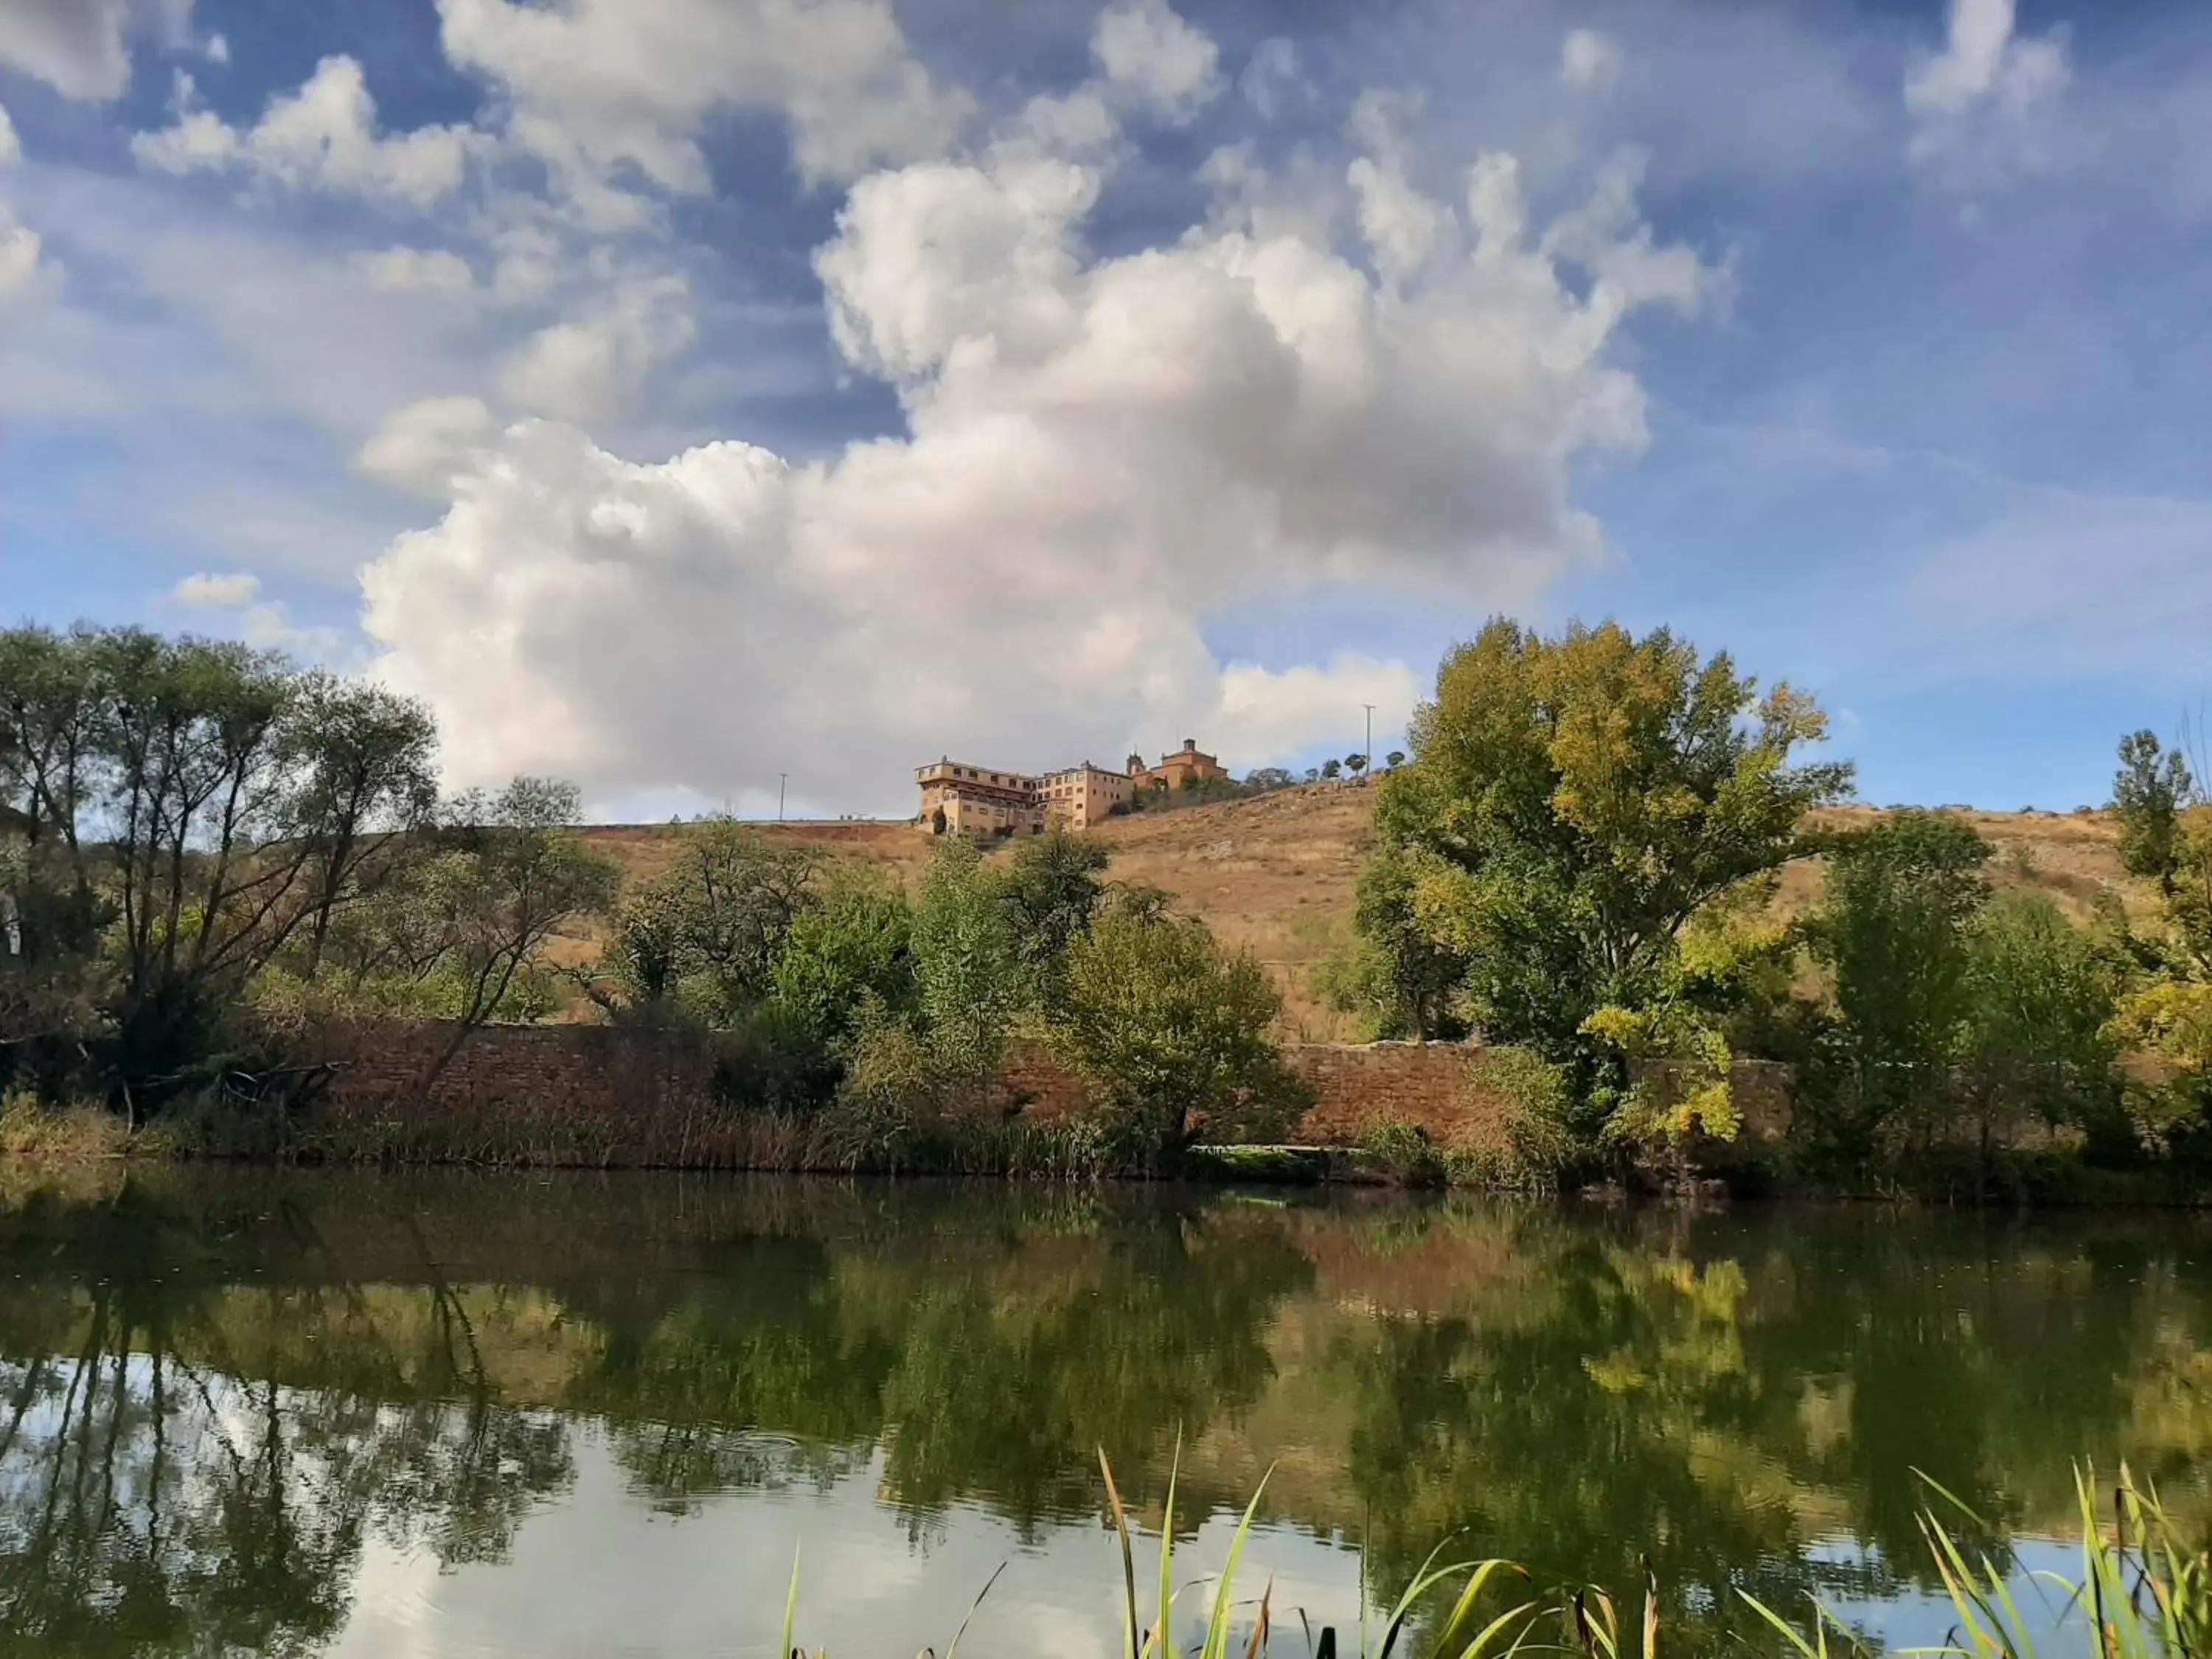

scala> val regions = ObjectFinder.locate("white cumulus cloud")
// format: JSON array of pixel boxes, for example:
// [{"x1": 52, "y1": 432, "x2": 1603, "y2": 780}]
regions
[
  {"x1": 0, "y1": 108, "x2": 55, "y2": 303},
  {"x1": 133, "y1": 58, "x2": 479, "y2": 208},
  {"x1": 1091, "y1": 0, "x2": 1222, "y2": 123},
  {"x1": 355, "y1": 395, "x2": 498, "y2": 499},
  {"x1": 498, "y1": 274, "x2": 695, "y2": 422},
  {"x1": 172, "y1": 568, "x2": 339, "y2": 655},
  {"x1": 0, "y1": 0, "x2": 192, "y2": 100},
  {"x1": 173, "y1": 569, "x2": 260, "y2": 606},
  {"x1": 358, "y1": 117, "x2": 1717, "y2": 806},
  {"x1": 1905, "y1": 0, "x2": 2069, "y2": 178},
  {"x1": 434, "y1": 0, "x2": 972, "y2": 202},
  {"x1": 352, "y1": 246, "x2": 476, "y2": 296},
  {"x1": 1560, "y1": 28, "x2": 1624, "y2": 91}
]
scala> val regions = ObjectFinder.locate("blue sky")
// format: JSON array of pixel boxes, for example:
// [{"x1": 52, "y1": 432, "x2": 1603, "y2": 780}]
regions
[{"x1": 0, "y1": 0, "x2": 2205, "y2": 818}]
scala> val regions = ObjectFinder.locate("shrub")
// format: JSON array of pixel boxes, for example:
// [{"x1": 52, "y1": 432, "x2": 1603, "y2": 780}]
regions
[
  {"x1": 1054, "y1": 902, "x2": 1313, "y2": 1166},
  {"x1": 1360, "y1": 1119, "x2": 1447, "y2": 1187},
  {"x1": 1450, "y1": 1046, "x2": 1577, "y2": 1190}
]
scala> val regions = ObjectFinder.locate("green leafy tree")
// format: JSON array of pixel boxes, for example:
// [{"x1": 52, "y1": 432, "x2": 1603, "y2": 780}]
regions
[
  {"x1": 418, "y1": 777, "x2": 620, "y2": 1082},
  {"x1": 601, "y1": 819, "x2": 817, "y2": 1022},
  {"x1": 1244, "y1": 768, "x2": 1296, "y2": 792},
  {"x1": 1385, "y1": 750, "x2": 1406, "y2": 771},
  {"x1": 1000, "y1": 829, "x2": 1110, "y2": 1008},
  {"x1": 1367, "y1": 619, "x2": 1851, "y2": 1116},
  {"x1": 1321, "y1": 758, "x2": 1343, "y2": 780},
  {"x1": 279, "y1": 672, "x2": 439, "y2": 981},
  {"x1": 2112, "y1": 731, "x2": 2194, "y2": 894},
  {"x1": 0, "y1": 627, "x2": 453, "y2": 1103},
  {"x1": 1958, "y1": 893, "x2": 2128, "y2": 1171},
  {"x1": 1054, "y1": 900, "x2": 1312, "y2": 1164},
  {"x1": 1346, "y1": 754, "x2": 1369, "y2": 777},
  {"x1": 1348, "y1": 849, "x2": 1470, "y2": 1039},
  {"x1": 1801, "y1": 812, "x2": 1991, "y2": 1161},
  {"x1": 768, "y1": 883, "x2": 915, "y2": 1051},
  {"x1": 908, "y1": 838, "x2": 1027, "y2": 1078}
]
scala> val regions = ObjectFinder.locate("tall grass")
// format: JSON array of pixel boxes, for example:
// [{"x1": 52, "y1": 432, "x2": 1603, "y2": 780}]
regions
[
  {"x1": 768, "y1": 1460, "x2": 2209, "y2": 1659},
  {"x1": 1745, "y1": 1465, "x2": 2212, "y2": 1659}
]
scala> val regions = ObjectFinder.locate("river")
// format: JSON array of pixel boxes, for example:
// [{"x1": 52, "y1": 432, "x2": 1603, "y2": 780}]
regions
[{"x1": 1, "y1": 1168, "x2": 2206, "y2": 1656}]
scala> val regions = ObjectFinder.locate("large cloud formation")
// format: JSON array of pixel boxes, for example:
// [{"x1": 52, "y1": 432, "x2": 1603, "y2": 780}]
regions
[{"x1": 354, "y1": 7, "x2": 1717, "y2": 807}]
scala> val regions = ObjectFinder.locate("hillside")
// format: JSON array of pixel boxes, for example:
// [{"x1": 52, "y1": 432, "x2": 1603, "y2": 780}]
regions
[{"x1": 577, "y1": 790, "x2": 2140, "y2": 1039}]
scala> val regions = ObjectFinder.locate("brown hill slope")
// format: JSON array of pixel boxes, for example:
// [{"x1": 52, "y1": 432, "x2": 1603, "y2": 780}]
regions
[{"x1": 577, "y1": 791, "x2": 2139, "y2": 1039}]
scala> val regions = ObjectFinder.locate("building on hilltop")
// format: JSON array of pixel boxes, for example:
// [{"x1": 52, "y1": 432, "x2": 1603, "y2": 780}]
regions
[
  {"x1": 915, "y1": 759, "x2": 1045, "y2": 837},
  {"x1": 914, "y1": 749, "x2": 1152, "y2": 835},
  {"x1": 1037, "y1": 762, "x2": 1133, "y2": 829},
  {"x1": 1127, "y1": 738, "x2": 1227, "y2": 795}
]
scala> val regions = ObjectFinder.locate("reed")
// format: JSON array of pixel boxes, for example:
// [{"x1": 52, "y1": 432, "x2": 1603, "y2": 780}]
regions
[{"x1": 766, "y1": 1460, "x2": 2210, "y2": 1659}]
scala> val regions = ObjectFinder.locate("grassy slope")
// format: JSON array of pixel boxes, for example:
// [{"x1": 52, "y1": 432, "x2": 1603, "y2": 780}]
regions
[{"x1": 574, "y1": 790, "x2": 2142, "y2": 1039}]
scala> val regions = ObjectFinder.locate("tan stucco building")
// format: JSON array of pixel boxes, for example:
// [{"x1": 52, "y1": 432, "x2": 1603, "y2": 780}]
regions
[
  {"x1": 1039, "y1": 762, "x2": 1133, "y2": 829},
  {"x1": 917, "y1": 738, "x2": 1226, "y2": 835},
  {"x1": 914, "y1": 759, "x2": 1045, "y2": 836},
  {"x1": 1128, "y1": 738, "x2": 1228, "y2": 795}
]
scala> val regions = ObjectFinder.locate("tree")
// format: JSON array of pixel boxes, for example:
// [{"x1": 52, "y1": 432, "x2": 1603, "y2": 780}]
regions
[
  {"x1": 419, "y1": 777, "x2": 619, "y2": 1082},
  {"x1": 1958, "y1": 894, "x2": 2127, "y2": 1174},
  {"x1": 2112, "y1": 731, "x2": 2194, "y2": 894},
  {"x1": 1801, "y1": 812, "x2": 1991, "y2": 1160},
  {"x1": 1385, "y1": 751, "x2": 1406, "y2": 771},
  {"x1": 1366, "y1": 619, "x2": 1851, "y2": 1112},
  {"x1": 1245, "y1": 768, "x2": 1295, "y2": 793},
  {"x1": 1346, "y1": 754, "x2": 1368, "y2": 778},
  {"x1": 0, "y1": 627, "x2": 454, "y2": 1105},
  {"x1": 1321, "y1": 758, "x2": 1343, "y2": 780},
  {"x1": 768, "y1": 883, "x2": 914, "y2": 1051},
  {"x1": 601, "y1": 819, "x2": 816, "y2": 1022},
  {"x1": 1000, "y1": 829, "x2": 1109, "y2": 1009},
  {"x1": 1348, "y1": 849, "x2": 1470, "y2": 1040},
  {"x1": 279, "y1": 672, "x2": 439, "y2": 981},
  {"x1": 1054, "y1": 901, "x2": 1311, "y2": 1163},
  {"x1": 908, "y1": 838, "x2": 1027, "y2": 1078},
  {"x1": 0, "y1": 625, "x2": 105, "y2": 967}
]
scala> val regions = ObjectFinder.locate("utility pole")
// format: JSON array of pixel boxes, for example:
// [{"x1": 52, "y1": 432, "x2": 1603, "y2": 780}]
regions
[
  {"x1": 778, "y1": 773, "x2": 787, "y2": 822},
  {"x1": 1361, "y1": 703, "x2": 1374, "y2": 773}
]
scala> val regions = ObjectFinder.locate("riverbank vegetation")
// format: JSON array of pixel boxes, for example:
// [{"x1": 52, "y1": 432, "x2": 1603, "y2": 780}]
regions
[
  {"x1": 0, "y1": 622, "x2": 1309, "y2": 1173},
  {"x1": 7, "y1": 613, "x2": 2212, "y2": 1195},
  {"x1": 1325, "y1": 618, "x2": 2212, "y2": 1198}
]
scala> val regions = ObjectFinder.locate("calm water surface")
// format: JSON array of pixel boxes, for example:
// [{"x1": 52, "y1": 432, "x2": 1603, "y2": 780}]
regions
[{"x1": 2, "y1": 1169, "x2": 2209, "y2": 1657}]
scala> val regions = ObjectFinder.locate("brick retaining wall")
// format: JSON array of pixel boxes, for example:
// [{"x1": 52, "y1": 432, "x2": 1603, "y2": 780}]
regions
[{"x1": 313, "y1": 1021, "x2": 1792, "y2": 1157}]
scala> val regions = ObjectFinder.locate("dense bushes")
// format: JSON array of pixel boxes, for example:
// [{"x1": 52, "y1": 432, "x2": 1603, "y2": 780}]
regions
[
  {"x1": 1339, "y1": 618, "x2": 2194, "y2": 1193},
  {"x1": 0, "y1": 625, "x2": 1301, "y2": 1174},
  {"x1": 604, "y1": 828, "x2": 1307, "y2": 1171}
]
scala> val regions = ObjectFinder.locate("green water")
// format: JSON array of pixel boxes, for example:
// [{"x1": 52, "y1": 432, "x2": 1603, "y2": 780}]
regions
[{"x1": 2, "y1": 1170, "x2": 2209, "y2": 1657}]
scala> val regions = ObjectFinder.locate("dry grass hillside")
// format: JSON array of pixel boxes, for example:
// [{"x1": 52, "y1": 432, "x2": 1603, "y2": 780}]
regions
[{"x1": 577, "y1": 790, "x2": 2140, "y2": 1039}]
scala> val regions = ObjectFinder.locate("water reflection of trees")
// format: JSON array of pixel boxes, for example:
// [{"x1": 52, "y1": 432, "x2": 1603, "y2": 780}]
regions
[
  {"x1": 4, "y1": 1175, "x2": 2212, "y2": 1655},
  {"x1": 1331, "y1": 1206, "x2": 2212, "y2": 1644},
  {"x1": 0, "y1": 1188, "x2": 575, "y2": 1655}
]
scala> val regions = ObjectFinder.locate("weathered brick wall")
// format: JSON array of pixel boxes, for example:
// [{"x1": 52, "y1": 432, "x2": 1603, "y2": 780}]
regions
[
  {"x1": 992, "y1": 1037, "x2": 1512, "y2": 1146},
  {"x1": 313, "y1": 1022, "x2": 1792, "y2": 1156},
  {"x1": 1287, "y1": 1042, "x2": 1503, "y2": 1144},
  {"x1": 319, "y1": 1020, "x2": 718, "y2": 1117}
]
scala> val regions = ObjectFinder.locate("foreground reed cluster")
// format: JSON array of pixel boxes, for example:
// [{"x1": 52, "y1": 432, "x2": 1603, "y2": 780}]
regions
[{"x1": 773, "y1": 1458, "x2": 2210, "y2": 1659}]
